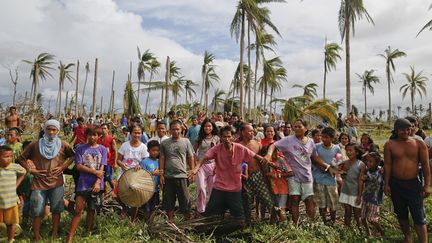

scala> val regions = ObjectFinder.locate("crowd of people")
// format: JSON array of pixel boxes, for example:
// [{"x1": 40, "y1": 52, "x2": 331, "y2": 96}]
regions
[{"x1": 0, "y1": 106, "x2": 430, "y2": 243}]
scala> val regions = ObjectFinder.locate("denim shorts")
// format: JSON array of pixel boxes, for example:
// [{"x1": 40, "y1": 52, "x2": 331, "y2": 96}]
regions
[
  {"x1": 288, "y1": 177, "x2": 314, "y2": 201},
  {"x1": 30, "y1": 185, "x2": 64, "y2": 217}
]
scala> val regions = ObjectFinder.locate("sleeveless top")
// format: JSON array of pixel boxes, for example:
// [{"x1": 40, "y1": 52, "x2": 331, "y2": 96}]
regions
[
  {"x1": 341, "y1": 160, "x2": 364, "y2": 196},
  {"x1": 197, "y1": 135, "x2": 219, "y2": 163}
]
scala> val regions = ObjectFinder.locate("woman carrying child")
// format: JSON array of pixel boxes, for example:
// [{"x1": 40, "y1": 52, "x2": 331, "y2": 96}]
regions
[{"x1": 339, "y1": 142, "x2": 365, "y2": 227}]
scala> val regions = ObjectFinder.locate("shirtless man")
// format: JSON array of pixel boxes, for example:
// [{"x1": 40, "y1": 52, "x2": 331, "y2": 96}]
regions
[
  {"x1": 238, "y1": 123, "x2": 276, "y2": 222},
  {"x1": 5, "y1": 106, "x2": 20, "y2": 129},
  {"x1": 345, "y1": 112, "x2": 359, "y2": 142},
  {"x1": 384, "y1": 118, "x2": 430, "y2": 243}
]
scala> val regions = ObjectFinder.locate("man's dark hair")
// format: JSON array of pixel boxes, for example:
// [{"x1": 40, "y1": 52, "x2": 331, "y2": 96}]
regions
[
  {"x1": 85, "y1": 127, "x2": 98, "y2": 136},
  {"x1": 321, "y1": 127, "x2": 336, "y2": 138},
  {"x1": 156, "y1": 121, "x2": 167, "y2": 127},
  {"x1": 220, "y1": 125, "x2": 234, "y2": 137},
  {"x1": 404, "y1": 116, "x2": 417, "y2": 124},
  {"x1": 0, "y1": 145, "x2": 13, "y2": 155},
  {"x1": 7, "y1": 127, "x2": 21, "y2": 137},
  {"x1": 311, "y1": 129, "x2": 321, "y2": 137},
  {"x1": 101, "y1": 123, "x2": 110, "y2": 129},
  {"x1": 170, "y1": 120, "x2": 183, "y2": 128},
  {"x1": 147, "y1": 140, "x2": 160, "y2": 149},
  {"x1": 77, "y1": 117, "x2": 85, "y2": 123}
]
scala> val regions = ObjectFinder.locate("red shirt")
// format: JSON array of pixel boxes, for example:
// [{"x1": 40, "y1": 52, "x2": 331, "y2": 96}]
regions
[
  {"x1": 97, "y1": 135, "x2": 116, "y2": 166},
  {"x1": 205, "y1": 143, "x2": 255, "y2": 192},
  {"x1": 73, "y1": 126, "x2": 86, "y2": 145}
]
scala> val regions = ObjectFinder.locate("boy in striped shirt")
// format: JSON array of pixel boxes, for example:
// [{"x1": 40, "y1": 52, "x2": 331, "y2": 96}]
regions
[{"x1": 0, "y1": 145, "x2": 26, "y2": 242}]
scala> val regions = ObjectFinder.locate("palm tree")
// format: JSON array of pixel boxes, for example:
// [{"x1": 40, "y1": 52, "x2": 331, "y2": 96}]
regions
[
  {"x1": 356, "y1": 69, "x2": 379, "y2": 120},
  {"x1": 137, "y1": 47, "x2": 155, "y2": 104},
  {"x1": 123, "y1": 78, "x2": 141, "y2": 117},
  {"x1": 22, "y1": 52, "x2": 56, "y2": 106},
  {"x1": 56, "y1": 62, "x2": 75, "y2": 116},
  {"x1": 400, "y1": 66, "x2": 428, "y2": 112},
  {"x1": 293, "y1": 83, "x2": 319, "y2": 99},
  {"x1": 144, "y1": 58, "x2": 160, "y2": 114},
  {"x1": 231, "y1": 0, "x2": 282, "y2": 119},
  {"x1": 184, "y1": 79, "x2": 197, "y2": 105},
  {"x1": 273, "y1": 97, "x2": 338, "y2": 126},
  {"x1": 338, "y1": 0, "x2": 374, "y2": 113},
  {"x1": 80, "y1": 62, "x2": 90, "y2": 115},
  {"x1": 171, "y1": 76, "x2": 186, "y2": 109},
  {"x1": 259, "y1": 56, "x2": 285, "y2": 111},
  {"x1": 252, "y1": 30, "x2": 276, "y2": 109},
  {"x1": 323, "y1": 41, "x2": 342, "y2": 99},
  {"x1": 378, "y1": 46, "x2": 407, "y2": 122},
  {"x1": 201, "y1": 51, "x2": 220, "y2": 115},
  {"x1": 211, "y1": 88, "x2": 226, "y2": 113},
  {"x1": 417, "y1": 4, "x2": 432, "y2": 36}
]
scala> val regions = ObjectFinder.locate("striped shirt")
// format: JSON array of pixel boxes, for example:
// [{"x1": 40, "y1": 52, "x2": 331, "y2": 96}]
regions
[{"x1": 0, "y1": 163, "x2": 26, "y2": 209}]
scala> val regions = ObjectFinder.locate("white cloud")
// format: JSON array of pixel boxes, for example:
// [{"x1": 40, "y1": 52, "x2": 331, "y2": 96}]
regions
[{"x1": 0, "y1": 0, "x2": 431, "y2": 117}]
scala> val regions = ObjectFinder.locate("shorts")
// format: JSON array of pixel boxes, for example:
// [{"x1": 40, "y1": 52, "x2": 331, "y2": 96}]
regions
[
  {"x1": 288, "y1": 177, "x2": 314, "y2": 201},
  {"x1": 30, "y1": 185, "x2": 64, "y2": 217},
  {"x1": 0, "y1": 205, "x2": 19, "y2": 225},
  {"x1": 143, "y1": 191, "x2": 160, "y2": 212},
  {"x1": 339, "y1": 192, "x2": 361, "y2": 208},
  {"x1": 313, "y1": 183, "x2": 338, "y2": 210},
  {"x1": 361, "y1": 202, "x2": 380, "y2": 222},
  {"x1": 274, "y1": 194, "x2": 288, "y2": 209},
  {"x1": 390, "y1": 177, "x2": 426, "y2": 225},
  {"x1": 205, "y1": 188, "x2": 244, "y2": 219},
  {"x1": 348, "y1": 127, "x2": 357, "y2": 138},
  {"x1": 76, "y1": 190, "x2": 104, "y2": 211},
  {"x1": 162, "y1": 178, "x2": 191, "y2": 213}
]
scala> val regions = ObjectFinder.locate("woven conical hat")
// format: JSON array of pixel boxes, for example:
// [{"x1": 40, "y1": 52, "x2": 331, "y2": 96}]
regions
[{"x1": 118, "y1": 169, "x2": 155, "y2": 207}]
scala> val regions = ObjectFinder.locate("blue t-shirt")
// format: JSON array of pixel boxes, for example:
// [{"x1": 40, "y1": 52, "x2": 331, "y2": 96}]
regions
[
  {"x1": 140, "y1": 157, "x2": 159, "y2": 192},
  {"x1": 75, "y1": 144, "x2": 108, "y2": 192},
  {"x1": 312, "y1": 143, "x2": 341, "y2": 186},
  {"x1": 120, "y1": 117, "x2": 128, "y2": 127},
  {"x1": 0, "y1": 138, "x2": 5, "y2": 146},
  {"x1": 186, "y1": 125, "x2": 201, "y2": 147}
]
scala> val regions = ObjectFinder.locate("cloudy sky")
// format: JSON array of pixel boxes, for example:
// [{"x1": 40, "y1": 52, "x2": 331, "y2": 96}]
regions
[{"x1": 0, "y1": 0, "x2": 431, "y2": 116}]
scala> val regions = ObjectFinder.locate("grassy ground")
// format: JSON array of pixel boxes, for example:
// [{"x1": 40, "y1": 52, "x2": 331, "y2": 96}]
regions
[{"x1": 8, "y1": 128, "x2": 432, "y2": 242}]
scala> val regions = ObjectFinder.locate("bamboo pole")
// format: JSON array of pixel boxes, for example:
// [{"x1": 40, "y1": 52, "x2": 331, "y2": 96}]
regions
[
  {"x1": 100, "y1": 96, "x2": 103, "y2": 114},
  {"x1": 164, "y1": 56, "x2": 170, "y2": 114},
  {"x1": 92, "y1": 58, "x2": 98, "y2": 117},
  {"x1": 75, "y1": 60, "x2": 79, "y2": 116},
  {"x1": 109, "y1": 70, "x2": 115, "y2": 117}
]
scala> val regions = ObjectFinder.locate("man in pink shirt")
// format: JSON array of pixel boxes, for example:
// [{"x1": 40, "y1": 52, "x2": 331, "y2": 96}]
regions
[{"x1": 190, "y1": 126, "x2": 267, "y2": 222}]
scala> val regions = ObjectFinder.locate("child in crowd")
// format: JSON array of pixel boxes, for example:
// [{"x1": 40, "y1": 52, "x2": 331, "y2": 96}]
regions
[
  {"x1": 359, "y1": 133, "x2": 374, "y2": 153},
  {"x1": 67, "y1": 127, "x2": 107, "y2": 243},
  {"x1": 313, "y1": 127, "x2": 341, "y2": 225},
  {"x1": 140, "y1": 140, "x2": 161, "y2": 223},
  {"x1": 0, "y1": 129, "x2": 5, "y2": 146},
  {"x1": 97, "y1": 123, "x2": 117, "y2": 190},
  {"x1": 241, "y1": 162, "x2": 249, "y2": 221},
  {"x1": 17, "y1": 140, "x2": 32, "y2": 228},
  {"x1": 311, "y1": 129, "x2": 322, "y2": 144},
  {"x1": 338, "y1": 133, "x2": 351, "y2": 160},
  {"x1": 0, "y1": 145, "x2": 26, "y2": 242},
  {"x1": 361, "y1": 152, "x2": 384, "y2": 237},
  {"x1": 265, "y1": 147, "x2": 293, "y2": 222},
  {"x1": 339, "y1": 143, "x2": 365, "y2": 227}
]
